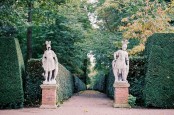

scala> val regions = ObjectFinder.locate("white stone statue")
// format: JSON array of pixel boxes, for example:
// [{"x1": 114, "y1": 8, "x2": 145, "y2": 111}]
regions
[
  {"x1": 42, "y1": 41, "x2": 58, "y2": 84},
  {"x1": 112, "y1": 40, "x2": 129, "y2": 82}
]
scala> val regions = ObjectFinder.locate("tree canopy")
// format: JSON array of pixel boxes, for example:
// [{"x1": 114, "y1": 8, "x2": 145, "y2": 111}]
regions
[{"x1": 1, "y1": 0, "x2": 174, "y2": 76}]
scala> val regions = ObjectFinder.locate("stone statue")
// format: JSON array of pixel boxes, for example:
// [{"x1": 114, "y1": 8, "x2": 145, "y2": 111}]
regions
[
  {"x1": 112, "y1": 40, "x2": 129, "y2": 82},
  {"x1": 42, "y1": 41, "x2": 58, "y2": 84}
]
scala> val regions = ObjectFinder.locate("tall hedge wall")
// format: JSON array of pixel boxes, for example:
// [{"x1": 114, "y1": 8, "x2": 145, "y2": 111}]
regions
[
  {"x1": 56, "y1": 63, "x2": 74, "y2": 103},
  {"x1": 144, "y1": 33, "x2": 174, "y2": 108},
  {"x1": 128, "y1": 57, "x2": 145, "y2": 106},
  {"x1": 74, "y1": 75, "x2": 86, "y2": 93},
  {"x1": 106, "y1": 57, "x2": 145, "y2": 106},
  {"x1": 24, "y1": 59, "x2": 44, "y2": 106},
  {"x1": 0, "y1": 38, "x2": 25, "y2": 109},
  {"x1": 25, "y1": 59, "x2": 85, "y2": 106},
  {"x1": 88, "y1": 71, "x2": 106, "y2": 92}
]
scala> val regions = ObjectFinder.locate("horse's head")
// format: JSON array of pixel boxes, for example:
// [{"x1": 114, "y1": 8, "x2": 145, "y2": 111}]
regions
[{"x1": 45, "y1": 41, "x2": 51, "y2": 50}]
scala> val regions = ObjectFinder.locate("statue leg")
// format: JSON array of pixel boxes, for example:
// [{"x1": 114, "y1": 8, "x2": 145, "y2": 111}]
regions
[
  {"x1": 43, "y1": 71, "x2": 49, "y2": 84},
  {"x1": 46, "y1": 71, "x2": 49, "y2": 82},
  {"x1": 122, "y1": 69, "x2": 127, "y2": 82},
  {"x1": 114, "y1": 69, "x2": 119, "y2": 82},
  {"x1": 112, "y1": 61, "x2": 119, "y2": 82},
  {"x1": 49, "y1": 71, "x2": 52, "y2": 82}
]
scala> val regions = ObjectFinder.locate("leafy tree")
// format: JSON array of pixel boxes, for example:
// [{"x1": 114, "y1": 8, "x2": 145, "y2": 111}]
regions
[{"x1": 94, "y1": 0, "x2": 174, "y2": 55}]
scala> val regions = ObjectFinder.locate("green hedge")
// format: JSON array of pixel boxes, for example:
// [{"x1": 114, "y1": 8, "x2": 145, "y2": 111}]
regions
[
  {"x1": 56, "y1": 63, "x2": 74, "y2": 103},
  {"x1": 128, "y1": 56, "x2": 145, "y2": 106},
  {"x1": 105, "y1": 69, "x2": 114, "y2": 99},
  {"x1": 87, "y1": 71, "x2": 106, "y2": 92},
  {"x1": 92, "y1": 71, "x2": 106, "y2": 92},
  {"x1": 106, "y1": 56, "x2": 145, "y2": 106},
  {"x1": 0, "y1": 38, "x2": 25, "y2": 109},
  {"x1": 25, "y1": 59, "x2": 76, "y2": 106},
  {"x1": 24, "y1": 59, "x2": 44, "y2": 107},
  {"x1": 144, "y1": 33, "x2": 174, "y2": 108},
  {"x1": 74, "y1": 76, "x2": 86, "y2": 93}
]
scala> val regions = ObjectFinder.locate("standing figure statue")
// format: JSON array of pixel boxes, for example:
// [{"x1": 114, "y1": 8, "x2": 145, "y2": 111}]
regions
[
  {"x1": 42, "y1": 41, "x2": 58, "y2": 84},
  {"x1": 112, "y1": 40, "x2": 129, "y2": 82}
]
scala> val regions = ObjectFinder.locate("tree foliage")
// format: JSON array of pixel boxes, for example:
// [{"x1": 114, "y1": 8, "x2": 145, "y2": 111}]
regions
[
  {"x1": 95, "y1": 0, "x2": 174, "y2": 55},
  {"x1": 0, "y1": 0, "x2": 91, "y2": 76}
]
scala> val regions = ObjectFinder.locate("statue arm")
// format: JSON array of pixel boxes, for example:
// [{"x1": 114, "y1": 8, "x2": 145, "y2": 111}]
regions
[
  {"x1": 54, "y1": 55, "x2": 58, "y2": 64},
  {"x1": 52, "y1": 51, "x2": 58, "y2": 77},
  {"x1": 52, "y1": 51, "x2": 58, "y2": 64},
  {"x1": 114, "y1": 51, "x2": 119, "y2": 60},
  {"x1": 42, "y1": 52, "x2": 46, "y2": 63}
]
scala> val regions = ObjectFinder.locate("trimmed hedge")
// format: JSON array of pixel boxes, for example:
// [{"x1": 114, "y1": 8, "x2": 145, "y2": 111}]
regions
[
  {"x1": 0, "y1": 38, "x2": 25, "y2": 109},
  {"x1": 74, "y1": 76, "x2": 86, "y2": 93},
  {"x1": 25, "y1": 59, "x2": 86, "y2": 106},
  {"x1": 87, "y1": 71, "x2": 106, "y2": 92},
  {"x1": 128, "y1": 56, "x2": 145, "y2": 106},
  {"x1": 144, "y1": 33, "x2": 174, "y2": 108},
  {"x1": 24, "y1": 59, "x2": 44, "y2": 107},
  {"x1": 105, "y1": 69, "x2": 114, "y2": 98},
  {"x1": 25, "y1": 59, "x2": 74, "y2": 106},
  {"x1": 106, "y1": 56, "x2": 145, "y2": 106},
  {"x1": 56, "y1": 63, "x2": 74, "y2": 103},
  {"x1": 92, "y1": 71, "x2": 106, "y2": 92}
]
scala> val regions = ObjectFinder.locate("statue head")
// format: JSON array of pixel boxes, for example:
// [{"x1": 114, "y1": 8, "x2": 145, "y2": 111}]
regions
[
  {"x1": 45, "y1": 41, "x2": 51, "y2": 50},
  {"x1": 121, "y1": 40, "x2": 129, "y2": 51}
]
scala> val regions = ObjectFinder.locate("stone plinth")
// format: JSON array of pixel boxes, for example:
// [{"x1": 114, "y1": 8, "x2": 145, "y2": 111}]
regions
[
  {"x1": 40, "y1": 84, "x2": 57, "y2": 109},
  {"x1": 113, "y1": 82, "x2": 130, "y2": 108}
]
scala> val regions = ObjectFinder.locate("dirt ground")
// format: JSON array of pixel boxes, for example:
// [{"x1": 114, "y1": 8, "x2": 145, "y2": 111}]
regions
[{"x1": 1, "y1": 90, "x2": 174, "y2": 115}]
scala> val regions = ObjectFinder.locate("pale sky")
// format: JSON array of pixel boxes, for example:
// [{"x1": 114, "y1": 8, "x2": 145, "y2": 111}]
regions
[{"x1": 88, "y1": 0, "x2": 98, "y2": 3}]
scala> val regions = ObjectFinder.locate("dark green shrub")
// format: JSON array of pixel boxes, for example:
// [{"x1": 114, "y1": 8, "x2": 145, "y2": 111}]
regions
[
  {"x1": 24, "y1": 59, "x2": 44, "y2": 107},
  {"x1": 128, "y1": 94, "x2": 136, "y2": 107},
  {"x1": 105, "y1": 70, "x2": 114, "y2": 99},
  {"x1": 144, "y1": 33, "x2": 174, "y2": 108},
  {"x1": 0, "y1": 38, "x2": 24, "y2": 109},
  {"x1": 106, "y1": 56, "x2": 145, "y2": 105},
  {"x1": 92, "y1": 71, "x2": 106, "y2": 92},
  {"x1": 87, "y1": 71, "x2": 106, "y2": 92},
  {"x1": 25, "y1": 59, "x2": 74, "y2": 106},
  {"x1": 128, "y1": 56, "x2": 145, "y2": 106},
  {"x1": 73, "y1": 76, "x2": 86, "y2": 93}
]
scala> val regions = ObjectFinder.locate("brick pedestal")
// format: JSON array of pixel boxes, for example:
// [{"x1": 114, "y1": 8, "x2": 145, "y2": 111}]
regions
[
  {"x1": 113, "y1": 82, "x2": 130, "y2": 108},
  {"x1": 40, "y1": 84, "x2": 57, "y2": 109}
]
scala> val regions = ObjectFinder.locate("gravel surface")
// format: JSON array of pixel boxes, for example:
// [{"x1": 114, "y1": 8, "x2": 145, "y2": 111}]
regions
[{"x1": 1, "y1": 90, "x2": 174, "y2": 115}]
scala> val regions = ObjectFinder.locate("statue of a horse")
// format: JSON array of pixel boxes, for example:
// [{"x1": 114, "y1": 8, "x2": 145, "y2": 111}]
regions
[{"x1": 42, "y1": 41, "x2": 58, "y2": 84}]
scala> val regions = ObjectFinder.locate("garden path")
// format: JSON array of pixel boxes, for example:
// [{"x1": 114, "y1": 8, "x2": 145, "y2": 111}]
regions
[{"x1": 0, "y1": 90, "x2": 174, "y2": 115}]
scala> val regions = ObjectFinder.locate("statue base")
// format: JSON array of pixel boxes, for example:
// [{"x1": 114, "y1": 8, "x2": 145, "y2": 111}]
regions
[
  {"x1": 113, "y1": 81, "x2": 130, "y2": 108},
  {"x1": 40, "y1": 84, "x2": 57, "y2": 109}
]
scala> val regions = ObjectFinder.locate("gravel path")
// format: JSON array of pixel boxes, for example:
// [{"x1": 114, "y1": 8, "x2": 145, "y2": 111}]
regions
[{"x1": 1, "y1": 90, "x2": 174, "y2": 115}]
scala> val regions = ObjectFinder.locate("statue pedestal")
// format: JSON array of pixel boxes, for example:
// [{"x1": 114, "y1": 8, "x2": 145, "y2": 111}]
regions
[
  {"x1": 113, "y1": 82, "x2": 130, "y2": 108},
  {"x1": 40, "y1": 84, "x2": 57, "y2": 109}
]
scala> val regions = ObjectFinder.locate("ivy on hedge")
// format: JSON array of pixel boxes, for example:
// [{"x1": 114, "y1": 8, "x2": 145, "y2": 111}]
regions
[
  {"x1": 0, "y1": 38, "x2": 25, "y2": 109},
  {"x1": 144, "y1": 33, "x2": 174, "y2": 108}
]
